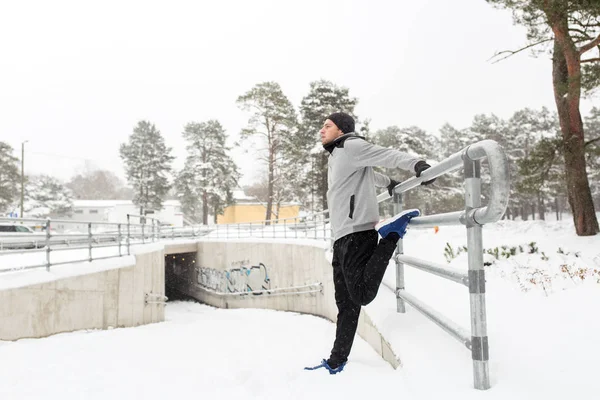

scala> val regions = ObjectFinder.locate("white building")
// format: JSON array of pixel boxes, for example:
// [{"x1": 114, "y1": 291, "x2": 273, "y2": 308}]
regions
[{"x1": 55, "y1": 200, "x2": 183, "y2": 231}]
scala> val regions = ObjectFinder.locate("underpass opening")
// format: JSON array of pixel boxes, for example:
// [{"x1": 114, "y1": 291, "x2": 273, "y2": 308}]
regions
[{"x1": 165, "y1": 252, "x2": 198, "y2": 302}]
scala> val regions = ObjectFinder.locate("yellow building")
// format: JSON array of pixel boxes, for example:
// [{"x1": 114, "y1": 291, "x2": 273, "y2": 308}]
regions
[{"x1": 216, "y1": 191, "x2": 301, "y2": 224}]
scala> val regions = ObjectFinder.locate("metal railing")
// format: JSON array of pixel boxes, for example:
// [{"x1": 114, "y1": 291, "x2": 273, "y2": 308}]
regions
[
  {"x1": 380, "y1": 139, "x2": 509, "y2": 390},
  {"x1": 0, "y1": 212, "x2": 331, "y2": 274},
  {"x1": 0, "y1": 139, "x2": 509, "y2": 389}
]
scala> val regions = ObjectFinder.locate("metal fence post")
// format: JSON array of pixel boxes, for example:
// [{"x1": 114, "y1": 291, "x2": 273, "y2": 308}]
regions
[
  {"x1": 45, "y1": 219, "x2": 51, "y2": 271},
  {"x1": 142, "y1": 218, "x2": 145, "y2": 244},
  {"x1": 118, "y1": 224, "x2": 122, "y2": 257},
  {"x1": 127, "y1": 214, "x2": 131, "y2": 255},
  {"x1": 157, "y1": 220, "x2": 161, "y2": 240},
  {"x1": 464, "y1": 157, "x2": 490, "y2": 390},
  {"x1": 88, "y1": 222, "x2": 93, "y2": 262},
  {"x1": 151, "y1": 219, "x2": 155, "y2": 242},
  {"x1": 393, "y1": 191, "x2": 406, "y2": 313}
]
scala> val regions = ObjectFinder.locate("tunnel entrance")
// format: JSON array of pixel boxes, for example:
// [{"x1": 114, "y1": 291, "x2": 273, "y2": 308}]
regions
[{"x1": 164, "y1": 252, "x2": 199, "y2": 302}]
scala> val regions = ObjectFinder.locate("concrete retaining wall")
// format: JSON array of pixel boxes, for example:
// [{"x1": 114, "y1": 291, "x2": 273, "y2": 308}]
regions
[
  {"x1": 1, "y1": 239, "x2": 400, "y2": 369},
  {"x1": 171, "y1": 240, "x2": 401, "y2": 368},
  {"x1": 0, "y1": 249, "x2": 165, "y2": 341}
]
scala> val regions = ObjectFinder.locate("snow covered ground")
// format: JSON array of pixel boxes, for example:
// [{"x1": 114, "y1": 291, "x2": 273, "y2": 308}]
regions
[{"x1": 0, "y1": 217, "x2": 599, "y2": 399}]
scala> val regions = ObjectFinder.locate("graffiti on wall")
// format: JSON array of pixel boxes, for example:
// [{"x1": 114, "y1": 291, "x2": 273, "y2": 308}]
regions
[{"x1": 197, "y1": 260, "x2": 271, "y2": 295}]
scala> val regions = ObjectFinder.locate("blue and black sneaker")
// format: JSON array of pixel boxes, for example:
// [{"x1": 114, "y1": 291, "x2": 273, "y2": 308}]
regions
[
  {"x1": 375, "y1": 209, "x2": 420, "y2": 239},
  {"x1": 304, "y1": 359, "x2": 346, "y2": 374}
]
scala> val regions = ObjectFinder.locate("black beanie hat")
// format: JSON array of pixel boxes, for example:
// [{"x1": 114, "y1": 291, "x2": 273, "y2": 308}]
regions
[{"x1": 327, "y1": 112, "x2": 355, "y2": 134}]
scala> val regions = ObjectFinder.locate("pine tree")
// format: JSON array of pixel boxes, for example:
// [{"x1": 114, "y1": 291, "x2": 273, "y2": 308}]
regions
[
  {"x1": 24, "y1": 175, "x2": 73, "y2": 217},
  {"x1": 299, "y1": 80, "x2": 359, "y2": 211},
  {"x1": 486, "y1": 0, "x2": 600, "y2": 235},
  {"x1": 237, "y1": 82, "x2": 297, "y2": 223},
  {"x1": 177, "y1": 120, "x2": 239, "y2": 225},
  {"x1": 516, "y1": 136, "x2": 564, "y2": 220},
  {"x1": 0, "y1": 142, "x2": 19, "y2": 214},
  {"x1": 119, "y1": 121, "x2": 174, "y2": 217},
  {"x1": 371, "y1": 126, "x2": 445, "y2": 215},
  {"x1": 507, "y1": 108, "x2": 562, "y2": 220}
]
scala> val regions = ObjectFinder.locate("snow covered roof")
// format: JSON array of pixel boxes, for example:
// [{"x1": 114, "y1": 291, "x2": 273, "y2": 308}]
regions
[{"x1": 233, "y1": 190, "x2": 255, "y2": 201}]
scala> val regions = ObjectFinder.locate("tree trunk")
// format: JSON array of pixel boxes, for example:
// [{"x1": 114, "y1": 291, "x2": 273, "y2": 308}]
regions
[
  {"x1": 265, "y1": 144, "x2": 274, "y2": 225},
  {"x1": 537, "y1": 193, "x2": 545, "y2": 221},
  {"x1": 202, "y1": 145, "x2": 208, "y2": 225},
  {"x1": 552, "y1": 40, "x2": 599, "y2": 235},
  {"x1": 555, "y1": 197, "x2": 560, "y2": 221},
  {"x1": 521, "y1": 205, "x2": 528, "y2": 221},
  {"x1": 202, "y1": 190, "x2": 208, "y2": 225}
]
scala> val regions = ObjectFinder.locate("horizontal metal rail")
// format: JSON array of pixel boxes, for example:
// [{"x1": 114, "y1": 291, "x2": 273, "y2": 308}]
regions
[
  {"x1": 397, "y1": 289, "x2": 471, "y2": 349},
  {"x1": 396, "y1": 255, "x2": 469, "y2": 286},
  {"x1": 376, "y1": 139, "x2": 509, "y2": 228},
  {"x1": 195, "y1": 282, "x2": 323, "y2": 297}
]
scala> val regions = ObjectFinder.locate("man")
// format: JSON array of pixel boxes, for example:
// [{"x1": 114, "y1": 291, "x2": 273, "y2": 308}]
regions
[{"x1": 305, "y1": 112, "x2": 435, "y2": 374}]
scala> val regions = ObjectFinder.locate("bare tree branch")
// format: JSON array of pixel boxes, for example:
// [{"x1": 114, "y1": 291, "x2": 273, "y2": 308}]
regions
[
  {"x1": 579, "y1": 33, "x2": 600, "y2": 54},
  {"x1": 489, "y1": 38, "x2": 553, "y2": 64},
  {"x1": 584, "y1": 137, "x2": 600, "y2": 147},
  {"x1": 569, "y1": 27, "x2": 593, "y2": 40},
  {"x1": 581, "y1": 57, "x2": 600, "y2": 63}
]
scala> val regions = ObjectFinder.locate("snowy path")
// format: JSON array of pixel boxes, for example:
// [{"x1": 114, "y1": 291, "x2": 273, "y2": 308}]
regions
[
  {"x1": 0, "y1": 302, "x2": 408, "y2": 400},
  {"x1": 1, "y1": 218, "x2": 600, "y2": 399}
]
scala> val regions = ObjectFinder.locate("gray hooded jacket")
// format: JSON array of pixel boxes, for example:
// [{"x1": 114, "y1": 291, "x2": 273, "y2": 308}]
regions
[{"x1": 324, "y1": 133, "x2": 420, "y2": 241}]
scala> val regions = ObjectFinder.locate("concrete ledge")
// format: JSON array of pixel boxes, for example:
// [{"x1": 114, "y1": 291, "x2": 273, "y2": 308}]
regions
[{"x1": 0, "y1": 249, "x2": 165, "y2": 341}]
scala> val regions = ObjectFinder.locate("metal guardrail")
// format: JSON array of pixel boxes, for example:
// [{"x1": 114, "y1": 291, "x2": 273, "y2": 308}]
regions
[
  {"x1": 0, "y1": 213, "x2": 331, "y2": 273},
  {"x1": 380, "y1": 139, "x2": 509, "y2": 390},
  {"x1": 0, "y1": 140, "x2": 509, "y2": 389}
]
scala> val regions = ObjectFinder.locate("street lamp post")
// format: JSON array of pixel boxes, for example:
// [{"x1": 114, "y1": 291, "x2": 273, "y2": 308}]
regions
[{"x1": 20, "y1": 140, "x2": 28, "y2": 219}]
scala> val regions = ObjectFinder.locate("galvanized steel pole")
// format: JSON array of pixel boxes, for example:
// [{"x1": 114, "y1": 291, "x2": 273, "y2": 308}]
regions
[
  {"x1": 88, "y1": 222, "x2": 92, "y2": 262},
  {"x1": 118, "y1": 224, "x2": 122, "y2": 257},
  {"x1": 393, "y1": 191, "x2": 406, "y2": 313},
  {"x1": 464, "y1": 157, "x2": 490, "y2": 390},
  {"x1": 45, "y1": 219, "x2": 51, "y2": 271},
  {"x1": 126, "y1": 214, "x2": 131, "y2": 256}
]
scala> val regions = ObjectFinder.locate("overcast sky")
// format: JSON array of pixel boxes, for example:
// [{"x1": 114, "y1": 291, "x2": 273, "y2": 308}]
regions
[{"x1": 1, "y1": 0, "x2": 598, "y2": 186}]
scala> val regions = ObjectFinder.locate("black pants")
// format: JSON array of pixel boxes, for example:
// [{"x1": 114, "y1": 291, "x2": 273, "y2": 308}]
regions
[{"x1": 327, "y1": 229, "x2": 399, "y2": 368}]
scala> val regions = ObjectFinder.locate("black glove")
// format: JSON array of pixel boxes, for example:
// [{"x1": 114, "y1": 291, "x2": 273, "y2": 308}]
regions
[
  {"x1": 387, "y1": 178, "x2": 399, "y2": 196},
  {"x1": 414, "y1": 161, "x2": 436, "y2": 186}
]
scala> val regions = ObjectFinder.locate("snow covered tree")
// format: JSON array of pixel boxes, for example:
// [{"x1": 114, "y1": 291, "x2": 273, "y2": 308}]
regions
[
  {"x1": 119, "y1": 120, "x2": 174, "y2": 216},
  {"x1": 506, "y1": 108, "x2": 563, "y2": 220},
  {"x1": 371, "y1": 126, "x2": 462, "y2": 215},
  {"x1": 67, "y1": 169, "x2": 130, "y2": 200},
  {"x1": 486, "y1": 0, "x2": 600, "y2": 235},
  {"x1": 300, "y1": 80, "x2": 359, "y2": 211},
  {"x1": 237, "y1": 82, "x2": 297, "y2": 223},
  {"x1": 516, "y1": 135, "x2": 565, "y2": 220},
  {"x1": 177, "y1": 120, "x2": 239, "y2": 225},
  {"x1": 584, "y1": 107, "x2": 600, "y2": 208},
  {"x1": 0, "y1": 142, "x2": 19, "y2": 214},
  {"x1": 24, "y1": 174, "x2": 73, "y2": 217}
]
